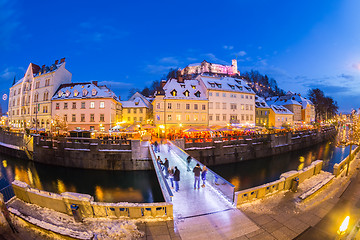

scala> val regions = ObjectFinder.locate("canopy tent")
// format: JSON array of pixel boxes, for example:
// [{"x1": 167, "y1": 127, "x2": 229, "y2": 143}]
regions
[
  {"x1": 142, "y1": 124, "x2": 156, "y2": 129},
  {"x1": 215, "y1": 127, "x2": 233, "y2": 132},
  {"x1": 184, "y1": 128, "x2": 199, "y2": 133}
]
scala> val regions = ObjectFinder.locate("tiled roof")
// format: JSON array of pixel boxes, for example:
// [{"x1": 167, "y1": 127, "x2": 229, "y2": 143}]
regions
[
  {"x1": 163, "y1": 78, "x2": 207, "y2": 100},
  {"x1": 255, "y1": 95, "x2": 270, "y2": 109},
  {"x1": 197, "y1": 75, "x2": 254, "y2": 94},
  {"x1": 270, "y1": 105, "x2": 294, "y2": 115},
  {"x1": 52, "y1": 82, "x2": 119, "y2": 101},
  {"x1": 121, "y1": 92, "x2": 152, "y2": 108}
]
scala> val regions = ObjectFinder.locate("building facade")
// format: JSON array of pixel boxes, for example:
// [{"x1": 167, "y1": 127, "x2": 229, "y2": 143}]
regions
[
  {"x1": 197, "y1": 75, "x2": 256, "y2": 126},
  {"x1": 51, "y1": 81, "x2": 121, "y2": 132},
  {"x1": 120, "y1": 92, "x2": 153, "y2": 124},
  {"x1": 153, "y1": 78, "x2": 208, "y2": 130},
  {"x1": 181, "y1": 59, "x2": 238, "y2": 76},
  {"x1": 269, "y1": 105, "x2": 294, "y2": 128},
  {"x1": 8, "y1": 58, "x2": 72, "y2": 130},
  {"x1": 255, "y1": 96, "x2": 270, "y2": 127}
]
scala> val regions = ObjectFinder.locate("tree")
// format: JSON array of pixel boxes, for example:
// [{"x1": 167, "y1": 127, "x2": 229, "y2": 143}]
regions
[
  {"x1": 127, "y1": 88, "x2": 140, "y2": 99},
  {"x1": 141, "y1": 87, "x2": 150, "y2": 97},
  {"x1": 52, "y1": 115, "x2": 67, "y2": 135},
  {"x1": 308, "y1": 88, "x2": 338, "y2": 121}
]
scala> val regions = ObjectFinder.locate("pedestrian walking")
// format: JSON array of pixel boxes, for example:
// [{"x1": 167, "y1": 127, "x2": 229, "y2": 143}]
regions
[
  {"x1": 157, "y1": 156, "x2": 163, "y2": 170},
  {"x1": 154, "y1": 141, "x2": 158, "y2": 153},
  {"x1": 201, "y1": 166, "x2": 208, "y2": 187},
  {"x1": 186, "y1": 156, "x2": 192, "y2": 171},
  {"x1": 193, "y1": 163, "x2": 202, "y2": 189},
  {"x1": 174, "y1": 166, "x2": 180, "y2": 192},
  {"x1": 162, "y1": 158, "x2": 169, "y2": 178},
  {"x1": 0, "y1": 193, "x2": 18, "y2": 233},
  {"x1": 168, "y1": 167, "x2": 174, "y2": 189}
]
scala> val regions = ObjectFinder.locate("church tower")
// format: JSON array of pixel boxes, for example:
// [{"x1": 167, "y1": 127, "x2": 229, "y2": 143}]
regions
[{"x1": 232, "y1": 59, "x2": 238, "y2": 75}]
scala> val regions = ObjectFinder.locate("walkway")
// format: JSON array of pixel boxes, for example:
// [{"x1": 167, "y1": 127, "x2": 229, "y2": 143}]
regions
[{"x1": 153, "y1": 143, "x2": 259, "y2": 239}]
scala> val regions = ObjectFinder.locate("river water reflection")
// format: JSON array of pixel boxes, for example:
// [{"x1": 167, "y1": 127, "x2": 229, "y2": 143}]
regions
[
  {"x1": 0, "y1": 155, "x2": 164, "y2": 203},
  {"x1": 212, "y1": 139, "x2": 354, "y2": 192}
]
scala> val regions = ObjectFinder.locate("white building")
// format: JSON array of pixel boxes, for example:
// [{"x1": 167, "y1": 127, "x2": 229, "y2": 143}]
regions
[
  {"x1": 181, "y1": 59, "x2": 238, "y2": 76},
  {"x1": 8, "y1": 58, "x2": 72, "y2": 130},
  {"x1": 197, "y1": 75, "x2": 256, "y2": 126},
  {"x1": 120, "y1": 92, "x2": 153, "y2": 124}
]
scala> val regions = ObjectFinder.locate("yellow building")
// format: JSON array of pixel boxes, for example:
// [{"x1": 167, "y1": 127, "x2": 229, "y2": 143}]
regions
[
  {"x1": 153, "y1": 78, "x2": 208, "y2": 131},
  {"x1": 120, "y1": 92, "x2": 153, "y2": 124},
  {"x1": 255, "y1": 96, "x2": 270, "y2": 127},
  {"x1": 269, "y1": 105, "x2": 294, "y2": 128}
]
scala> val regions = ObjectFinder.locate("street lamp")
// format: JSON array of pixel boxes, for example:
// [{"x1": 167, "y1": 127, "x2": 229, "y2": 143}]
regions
[{"x1": 337, "y1": 216, "x2": 350, "y2": 238}]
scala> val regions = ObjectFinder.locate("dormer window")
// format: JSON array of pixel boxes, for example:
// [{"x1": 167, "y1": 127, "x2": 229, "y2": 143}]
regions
[
  {"x1": 58, "y1": 91, "x2": 63, "y2": 97},
  {"x1": 74, "y1": 90, "x2": 79, "y2": 97},
  {"x1": 236, "y1": 85, "x2": 243, "y2": 90},
  {"x1": 65, "y1": 90, "x2": 71, "y2": 97},
  {"x1": 194, "y1": 91, "x2": 201, "y2": 97},
  {"x1": 191, "y1": 85, "x2": 196, "y2": 89},
  {"x1": 215, "y1": 83, "x2": 222, "y2": 88},
  {"x1": 180, "y1": 84, "x2": 185, "y2": 88},
  {"x1": 183, "y1": 90, "x2": 190, "y2": 97},
  {"x1": 235, "y1": 80, "x2": 241, "y2": 85},
  {"x1": 82, "y1": 89, "x2": 88, "y2": 97},
  {"x1": 135, "y1": 101, "x2": 139, "y2": 105},
  {"x1": 171, "y1": 90, "x2": 177, "y2": 96},
  {"x1": 92, "y1": 89, "x2": 97, "y2": 96},
  {"x1": 228, "y1": 84, "x2": 235, "y2": 90},
  {"x1": 209, "y1": 82, "x2": 215, "y2": 87}
]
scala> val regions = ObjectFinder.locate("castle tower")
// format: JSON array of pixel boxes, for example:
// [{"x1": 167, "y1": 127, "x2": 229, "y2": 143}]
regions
[{"x1": 232, "y1": 59, "x2": 238, "y2": 75}]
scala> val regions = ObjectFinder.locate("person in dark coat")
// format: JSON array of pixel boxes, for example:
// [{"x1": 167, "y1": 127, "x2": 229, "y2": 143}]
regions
[
  {"x1": 201, "y1": 166, "x2": 208, "y2": 187},
  {"x1": 193, "y1": 163, "x2": 202, "y2": 189},
  {"x1": 173, "y1": 166, "x2": 180, "y2": 192},
  {"x1": 186, "y1": 156, "x2": 191, "y2": 171},
  {"x1": 162, "y1": 158, "x2": 169, "y2": 178}
]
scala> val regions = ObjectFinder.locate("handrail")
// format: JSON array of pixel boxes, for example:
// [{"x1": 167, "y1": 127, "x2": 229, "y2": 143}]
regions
[
  {"x1": 148, "y1": 143, "x2": 173, "y2": 203},
  {"x1": 168, "y1": 140, "x2": 235, "y2": 203}
]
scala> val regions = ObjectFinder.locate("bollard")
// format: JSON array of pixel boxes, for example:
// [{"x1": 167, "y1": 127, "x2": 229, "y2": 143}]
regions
[
  {"x1": 70, "y1": 204, "x2": 83, "y2": 222},
  {"x1": 291, "y1": 177, "x2": 299, "y2": 192}
]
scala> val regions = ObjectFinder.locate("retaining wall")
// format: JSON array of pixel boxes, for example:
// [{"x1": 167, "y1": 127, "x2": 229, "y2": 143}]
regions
[
  {"x1": 333, "y1": 146, "x2": 360, "y2": 177},
  {"x1": 182, "y1": 126, "x2": 336, "y2": 166},
  {"x1": 234, "y1": 160, "x2": 323, "y2": 206},
  {"x1": 12, "y1": 180, "x2": 173, "y2": 219}
]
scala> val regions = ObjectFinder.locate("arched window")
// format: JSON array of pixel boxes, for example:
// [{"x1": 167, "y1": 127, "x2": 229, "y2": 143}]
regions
[
  {"x1": 58, "y1": 91, "x2": 63, "y2": 97},
  {"x1": 82, "y1": 89, "x2": 88, "y2": 97},
  {"x1": 183, "y1": 90, "x2": 189, "y2": 97},
  {"x1": 74, "y1": 90, "x2": 79, "y2": 97},
  {"x1": 34, "y1": 93, "x2": 39, "y2": 102},
  {"x1": 194, "y1": 91, "x2": 201, "y2": 97},
  {"x1": 92, "y1": 89, "x2": 97, "y2": 96},
  {"x1": 43, "y1": 91, "x2": 49, "y2": 101},
  {"x1": 171, "y1": 90, "x2": 177, "y2": 96},
  {"x1": 65, "y1": 90, "x2": 71, "y2": 97}
]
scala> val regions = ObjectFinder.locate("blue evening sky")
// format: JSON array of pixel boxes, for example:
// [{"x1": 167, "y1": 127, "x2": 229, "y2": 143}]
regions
[{"x1": 1, "y1": 0, "x2": 360, "y2": 113}]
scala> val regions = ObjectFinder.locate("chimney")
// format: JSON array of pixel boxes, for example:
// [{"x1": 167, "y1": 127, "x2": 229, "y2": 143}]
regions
[
  {"x1": 60, "y1": 58, "x2": 65, "y2": 63},
  {"x1": 177, "y1": 70, "x2": 184, "y2": 83},
  {"x1": 161, "y1": 80, "x2": 167, "y2": 88},
  {"x1": 55, "y1": 60, "x2": 59, "y2": 65},
  {"x1": 92, "y1": 81, "x2": 98, "y2": 86}
]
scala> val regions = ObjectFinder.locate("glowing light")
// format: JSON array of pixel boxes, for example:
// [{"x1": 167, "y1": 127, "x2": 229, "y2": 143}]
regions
[
  {"x1": 2, "y1": 160, "x2": 7, "y2": 168},
  {"x1": 338, "y1": 216, "x2": 350, "y2": 235},
  {"x1": 159, "y1": 125, "x2": 165, "y2": 129}
]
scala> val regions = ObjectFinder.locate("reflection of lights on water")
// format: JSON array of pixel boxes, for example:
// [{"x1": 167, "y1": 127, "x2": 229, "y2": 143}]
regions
[
  {"x1": 298, "y1": 156, "x2": 305, "y2": 171},
  {"x1": 57, "y1": 179, "x2": 66, "y2": 193},
  {"x1": 95, "y1": 186, "x2": 104, "y2": 202},
  {"x1": 27, "y1": 168, "x2": 34, "y2": 185},
  {"x1": 338, "y1": 216, "x2": 350, "y2": 235},
  {"x1": 230, "y1": 177, "x2": 240, "y2": 190},
  {"x1": 2, "y1": 160, "x2": 7, "y2": 168}
]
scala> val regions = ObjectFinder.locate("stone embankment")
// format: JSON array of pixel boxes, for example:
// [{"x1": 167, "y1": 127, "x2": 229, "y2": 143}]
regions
[{"x1": 174, "y1": 126, "x2": 337, "y2": 166}]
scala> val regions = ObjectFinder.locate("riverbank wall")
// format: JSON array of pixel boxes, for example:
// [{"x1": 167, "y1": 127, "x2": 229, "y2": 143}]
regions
[{"x1": 174, "y1": 126, "x2": 337, "y2": 166}]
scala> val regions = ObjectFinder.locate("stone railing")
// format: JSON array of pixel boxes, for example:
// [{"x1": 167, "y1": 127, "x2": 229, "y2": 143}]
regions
[
  {"x1": 12, "y1": 180, "x2": 172, "y2": 219},
  {"x1": 0, "y1": 130, "x2": 24, "y2": 148},
  {"x1": 234, "y1": 160, "x2": 323, "y2": 206},
  {"x1": 333, "y1": 146, "x2": 360, "y2": 177}
]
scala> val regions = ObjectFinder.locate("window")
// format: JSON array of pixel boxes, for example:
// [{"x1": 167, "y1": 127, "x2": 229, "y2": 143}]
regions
[
  {"x1": 194, "y1": 91, "x2": 201, "y2": 97},
  {"x1": 168, "y1": 103, "x2": 172, "y2": 109},
  {"x1": 35, "y1": 81, "x2": 40, "y2": 89},
  {"x1": 74, "y1": 90, "x2": 79, "y2": 97},
  {"x1": 81, "y1": 114, "x2": 85, "y2": 122},
  {"x1": 185, "y1": 114, "x2": 190, "y2": 121},
  {"x1": 250, "y1": 105, "x2": 253, "y2": 111},
  {"x1": 241, "y1": 104, "x2": 244, "y2": 110},
  {"x1": 216, "y1": 114, "x2": 220, "y2": 121},
  {"x1": 246, "y1": 95, "x2": 248, "y2": 99},
  {"x1": 176, "y1": 115, "x2": 181, "y2": 121},
  {"x1": 186, "y1": 104, "x2": 190, "y2": 110},
  {"x1": 209, "y1": 92, "x2": 213, "y2": 96},
  {"x1": 250, "y1": 96, "x2": 253, "y2": 99},
  {"x1": 72, "y1": 102, "x2": 76, "y2": 109},
  {"x1": 209, "y1": 115, "x2": 213, "y2": 121},
  {"x1": 64, "y1": 114, "x2": 67, "y2": 122},
  {"x1": 202, "y1": 104, "x2": 206, "y2": 110},
  {"x1": 133, "y1": 109, "x2": 137, "y2": 114},
  {"x1": 140, "y1": 108, "x2": 143, "y2": 114},
  {"x1": 250, "y1": 115, "x2": 253, "y2": 121},
  {"x1": 194, "y1": 115, "x2": 198, "y2": 121},
  {"x1": 43, "y1": 92, "x2": 49, "y2": 101},
  {"x1": 100, "y1": 101, "x2": 105, "y2": 109},
  {"x1": 90, "y1": 102, "x2": 95, "y2": 109},
  {"x1": 171, "y1": 90, "x2": 177, "y2": 96},
  {"x1": 81, "y1": 102, "x2": 85, "y2": 109},
  {"x1": 43, "y1": 106, "x2": 48, "y2": 113},
  {"x1": 216, "y1": 92, "x2": 219, "y2": 97},
  {"x1": 64, "y1": 102, "x2": 68, "y2": 109},
  {"x1": 33, "y1": 107, "x2": 37, "y2": 114},
  {"x1": 209, "y1": 102, "x2": 213, "y2": 109},
  {"x1": 72, "y1": 114, "x2": 76, "y2": 122},
  {"x1": 127, "y1": 109, "x2": 131, "y2": 113},
  {"x1": 65, "y1": 90, "x2": 70, "y2": 97},
  {"x1": 246, "y1": 104, "x2": 249, "y2": 110},
  {"x1": 216, "y1": 102, "x2": 220, "y2": 109},
  {"x1": 246, "y1": 115, "x2": 249, "y2": 121},
  {"x1": 194, "y1": 104, "x2": 198, "y2": 110},
  {"x1": 241, "y1": 95, "x2": 244, "y2": 98},
  {"x1": 82, "y1": 89, "x2": 88, "y2": 97},
  {"x1": 177, "y1": 103, "x2": 181, "y2": 109},
  {"x1": 230, "y1": 103, "x2": 237, "y2": 110},
  {"x1": 223, "y1": 114, "x2": 226, "y2": 121},
  {"x1": 202, "y1": 115, "x2": 206, "y2": 121},
  {"x1": 156, "y1": 103, "x2": 160, "y2": 109},
  {"x1": 222, "y1": 93, "x2": 226, "y2": 97},
  {"x1": 140, "y1": 117, "x2": 143, "y2": 122},
  {"x1": 222, "y1": 103, "x2": 226, "y2": 109},
  {"x1": 45, "y1": 79, "x2": 50, "y2": 86},
  {"x1": 100, "y1": 114, "x2": 105, "y2": 122},
  {"x1": 156, "y1": 115, "x2": 160, "y2": 121},
  {"x1": 167, "y1": 115, "x2": 172, "y2": 121},
  {"x1": 34, "y1": 93, "x2": 39, "y2": 102},
  {"x1": 92, "y1": 89, "x2": 97, "y2": 96},
  {"x1": 241, "y1": 114, "x2": 244, "y2": 121},
  {"x1": 56, "y1": 103, "x2": 60, "y2": 110},
  {"x1": 183, "y1": 90, "x2": 190, "y2": 97}
]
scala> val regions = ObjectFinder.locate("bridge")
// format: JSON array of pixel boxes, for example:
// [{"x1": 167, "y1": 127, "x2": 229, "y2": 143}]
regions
[{"x1": 149, "y1": 141, "x2": 259, "y2": 239}]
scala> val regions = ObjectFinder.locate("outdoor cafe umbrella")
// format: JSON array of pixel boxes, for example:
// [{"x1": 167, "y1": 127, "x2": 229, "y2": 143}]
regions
[
  {"x1": 125, "y1": 125, "x2": 138, "y2": 131},
  {"x1": 142, "y1": 124, "x2": 156, "y2": 129},
  {"x1": 215, "y1": 127, "x2": 233, "y2": 132},
  {"x1": 184, "y1": 128, "x2": 199, "y2": 133}
]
